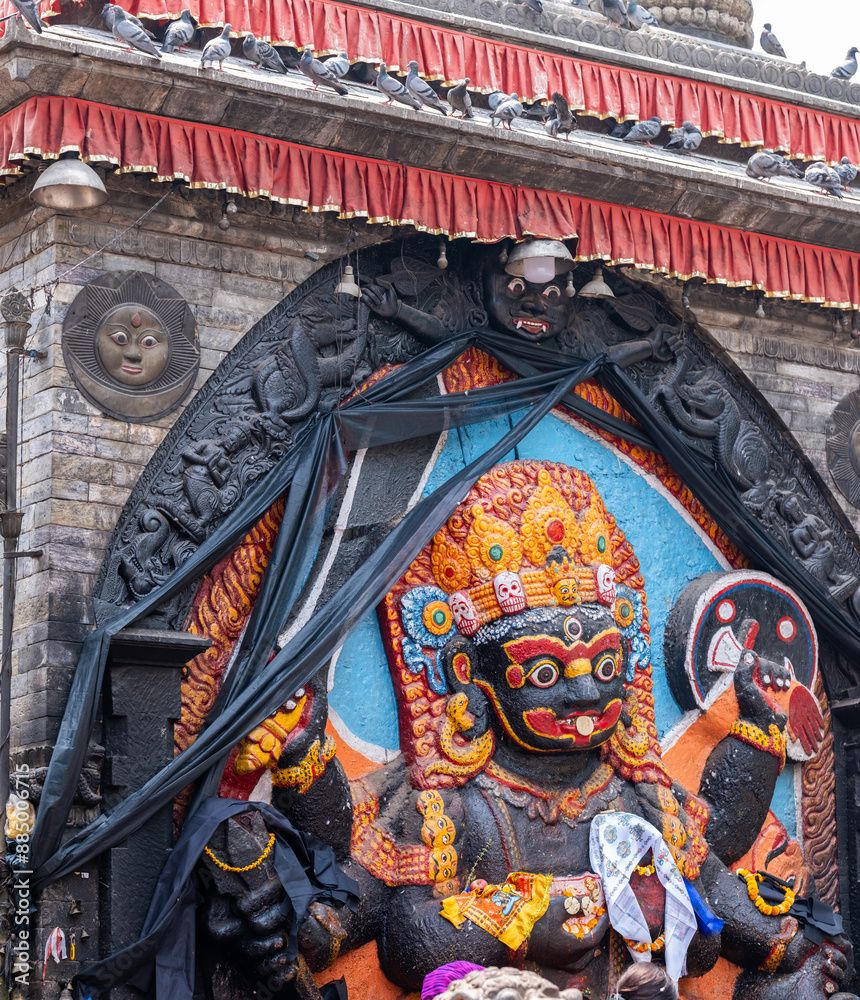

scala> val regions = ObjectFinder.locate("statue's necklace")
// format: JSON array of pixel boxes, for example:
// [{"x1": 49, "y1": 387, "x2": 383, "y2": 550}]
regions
[{"x1": 482, "y1": 760, "x2": 615, "y2": 825}]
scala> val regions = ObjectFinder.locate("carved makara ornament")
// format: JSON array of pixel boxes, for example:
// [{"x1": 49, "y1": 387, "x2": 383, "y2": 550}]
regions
[{"x1": 62, "y1": 271, "x2": 199, "y2": 422}]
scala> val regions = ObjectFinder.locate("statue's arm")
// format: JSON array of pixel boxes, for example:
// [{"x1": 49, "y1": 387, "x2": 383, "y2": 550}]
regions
[
  {"x1": 363, "y1": 277, "x2": 453, "y2": 345},
  {"x1": 697, "y1": 644, "x2": 787, "y2": 865}
]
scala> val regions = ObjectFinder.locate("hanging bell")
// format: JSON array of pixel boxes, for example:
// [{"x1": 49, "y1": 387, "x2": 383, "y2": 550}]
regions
[
  {"x1": 564, "y1": 271, "x2": 576, "y2": 298},
  {"x1": 437, "y1": 241, "x2": 448, "y2": 270},
  {"x1": 334, "y1": 265, "x2": 361, "y2": 298},
  {"x1": 218, "y1": 208, "x2": 230, "y2": 232},
  {"x1": 80, "y1": 929, "x2": 90, "y2": 941},
  {"x1": 498, "y1": 246, "x2": 509, "y2": 265},
  {"x1": 225, "y1": 199, "x2": 238, "y2": 215},
  {"x1": 754, "y1": 291, "x2": 766, "y2": 319},
  {"x1": 59, "y1": 984, "x2": 75, "y2": 1000},
  {"x1": 682, "y1": 280, "x2": 692, "y2": 310},
  {"x1": 69, "y1": 901, "x2": 82, "y2": 917}
]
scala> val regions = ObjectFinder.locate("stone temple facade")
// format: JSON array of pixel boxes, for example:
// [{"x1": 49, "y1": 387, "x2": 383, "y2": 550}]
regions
[{"x1": 1, "y1": 0, "x2": 860, "y2": 998}]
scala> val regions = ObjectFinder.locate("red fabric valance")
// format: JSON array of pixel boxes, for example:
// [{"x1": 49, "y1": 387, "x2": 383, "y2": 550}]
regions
[
  {"x1": 4, "y1": 96, "x2": 860, "y2": 310},
  {"x1": 7, "y1": 0, "x2": 860, "y2": 165}
]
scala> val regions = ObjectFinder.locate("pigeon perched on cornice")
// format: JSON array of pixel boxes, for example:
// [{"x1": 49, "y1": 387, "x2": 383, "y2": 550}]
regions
[
  {"x1": 601, "y1": 0, "x2": 628, "y2": 28},
  {"x1": 324, "y1": 51, "x2": 351, "y2": 78},
  {"x1": 545, "y1": 92, "x2": 576, "y2": 140},
  {"x1": 243, "y1": 32, "x2": 286, "y2": 72},
  {"x1": 831, "y1": 47, "x2": 859, "y2": 80},
  {"x1": 745, "y1": 150, "x2": 803, "y2": 182},
  {"x1": 626, "y1": 0, "x2": 658, "y2": 29},
  {"x1": 759, "y1": 23, "x2": 785, "y2": 58},
  {"x1": 405, "y1": 62, "x2": 449, "y2": 115},
  {"x1": 162, "y1": 9, "x2": 195, "y2": 53},
  {"x1": 835, "y1": 156, "x2": 858, "y2": 190},
  {"x1": 201, "y1": 24, "x2": 232, "y2": 70},
  {"x1": 805, "y1": 162, "x2": 845, "y2": 198},
  {"x1": 491, "y1": 94, "x2": 524, "y2": 130},
  {"x1": 9, "y1": 0, "x2": 44, "y2": 33},
  {"x1": 665, "y1": 121, "x2": 702, "y2": 154},
  {"x1": 101, "y1": 3, "x2": 152, "y2": 37},
  {"x1": 447, "y1": 79, "x2": 474, "y2": 119},
  {"x1": 376, "y1": 63, "x2": 421, "y2": 109},
  {"x1": 488, "y1": 91, "x2": 514, "y2": 110},
  {"x1": 609, "y1": 119, "x2": 634, "y2": 139},
  {"x1": 112, "y1": 7, "x2": 161, "y2": 57},
  {"x1": 622, "y1": 116, "x2": 662, "y2": 146},
  {"x1": 300, "y1": 45, "x2": 350, "y2": 94}
]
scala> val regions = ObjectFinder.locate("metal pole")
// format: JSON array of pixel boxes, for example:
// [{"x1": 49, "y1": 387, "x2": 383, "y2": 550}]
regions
[
  {"x1": 0, "y1": 289, "x2": 33, "y2": 816},
  {"x1": 0, "y1": 345, "x2": 19, "y2": 813}
]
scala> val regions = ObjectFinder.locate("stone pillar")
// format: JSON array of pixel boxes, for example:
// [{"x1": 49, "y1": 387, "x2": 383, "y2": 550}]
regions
[{"x1": 99, "y1": 628, "x2": 210, "y2": 975}]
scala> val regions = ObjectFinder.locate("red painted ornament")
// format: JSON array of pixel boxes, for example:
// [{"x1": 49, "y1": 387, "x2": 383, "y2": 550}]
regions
[
  {"x1": 546, "y1": 517, "x2": 565, "y2": 543},
  {"x1": 131, "y1": 312, "x2": 142, "y2": 328}
]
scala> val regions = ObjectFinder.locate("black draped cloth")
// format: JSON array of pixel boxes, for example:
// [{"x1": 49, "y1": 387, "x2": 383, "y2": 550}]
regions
[{"x1": 74, "y1": 798, "x2": 359, "y2": 1000}]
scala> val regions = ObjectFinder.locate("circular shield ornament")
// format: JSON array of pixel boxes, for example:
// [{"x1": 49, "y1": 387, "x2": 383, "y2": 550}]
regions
[
  {"x1": 827, "y1": 389, "x2": 860, "y2": 507},
  {"x1": 62, "y1": 271, "x2": 199, "y2": 422}
]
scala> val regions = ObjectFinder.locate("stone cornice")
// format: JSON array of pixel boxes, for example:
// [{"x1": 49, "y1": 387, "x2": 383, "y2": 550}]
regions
[
  {"x1": 3, "y1": 23, "x2": 860, "y2": 255},
  {"x1": 362, "y1": 0, "x2": 860, "y2": 118},
  {"x1": 711, "y1": 327, "x2": 860, "y2": 376}
]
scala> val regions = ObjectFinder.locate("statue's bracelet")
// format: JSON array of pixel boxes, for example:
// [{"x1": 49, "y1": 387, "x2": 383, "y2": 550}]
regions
[
  {"x1": 729, "y1": 718, "x2": 787, "y2": 774},
  {"x1": 757, "y1": 917, "x2": 800, "y2": 973}
]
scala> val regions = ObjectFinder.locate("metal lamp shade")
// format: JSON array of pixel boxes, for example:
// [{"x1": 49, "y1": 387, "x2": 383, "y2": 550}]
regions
[
  {"x1": 578, "y1": 264, "x2": 615, "y2": 298},
  {"x1": 30, "y1": 159, "x2": 108, "y2": 210},
  {"x1": 504, "y1": 239, "x2": 574, "y2": 279}
]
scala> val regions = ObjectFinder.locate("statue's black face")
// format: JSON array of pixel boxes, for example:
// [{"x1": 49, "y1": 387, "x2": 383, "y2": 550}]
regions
[
  {"x1": 484, "y1": 268, "x2": 571, "y2": 342},
  {"x1": 469, "y1": 606, "x2": 625, "y2": 753}
]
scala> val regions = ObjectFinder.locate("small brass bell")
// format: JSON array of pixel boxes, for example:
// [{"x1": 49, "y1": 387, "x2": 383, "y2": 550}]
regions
[
  {"x1": 68, "y1": 901, "x2": 82, "y2": 917},
  {"x1": 59, "y1": 983, "x2": 74, "y2": 1000},
  {"x1": 80, "y1": 929, "x2": 90, "y2": 941},
  {"x1": 436, "y1": 241, "x2": 448, "y2": 270}
]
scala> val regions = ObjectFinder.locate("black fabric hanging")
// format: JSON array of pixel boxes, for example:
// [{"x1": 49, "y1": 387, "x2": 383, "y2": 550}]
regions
[
  {"x1": 30, "y1": 331, "x2": 860, "y2": 895},
  {"x1": 34, "y1": 349, "x2": 598, "y2": 889},
  {"x1": 73, "y1": 797, "x2": 359, "y2": 1000}
]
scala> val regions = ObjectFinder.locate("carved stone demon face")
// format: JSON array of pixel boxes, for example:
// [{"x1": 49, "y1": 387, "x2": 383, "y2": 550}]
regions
[
  {"x1": 464, "y1": 605, "x2": 625, "y2": 753},
  {"x1": 484, "y1": 267, "x2": 571, "y2": 342},
  {"x1": 96, "y1": 304, "x2": 169, "y2": 386}
]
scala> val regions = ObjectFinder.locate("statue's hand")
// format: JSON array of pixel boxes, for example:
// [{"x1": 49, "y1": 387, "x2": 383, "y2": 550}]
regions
[
  {"x1": 298, "y1": 901, "x2": 348, "y2": 971},
  {"x1": 734, "y1": 648, "x2": 788, "y2": 730},
  {"x1": 362, "y1": 276, "x2": 401, "y2": 319},
  {"x1": 784, "y1": 931, "x2": 853, "y2": 996},
  {"x1": 648, "y1": 324, "x2": 684, "y2": 362},
  {"x1": 276, "y1": 669, "x2": 330, "y2": 768}
]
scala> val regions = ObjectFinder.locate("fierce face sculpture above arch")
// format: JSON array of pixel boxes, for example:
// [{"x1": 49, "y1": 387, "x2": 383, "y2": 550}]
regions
[{"x1": 93, "y1": 236, "x2": 860, "y2": 645}]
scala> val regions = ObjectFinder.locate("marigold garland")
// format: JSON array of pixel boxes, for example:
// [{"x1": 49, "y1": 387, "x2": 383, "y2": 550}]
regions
[
  {"x1": 634, "y1": 862, "x2": 655, "y2": 876},
  {"x1": 204, "y1": 832, "x2": 276, "y2": 873},
  {"x1": 737, "y1": 869, "x2": 796, "y2": 916},
  {"x1": 624, "y1": 932, "x2": 665, "y2": 953}
]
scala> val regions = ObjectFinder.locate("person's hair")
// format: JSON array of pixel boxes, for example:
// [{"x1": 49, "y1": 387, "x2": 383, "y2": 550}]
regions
[{"x1": 615, "y1": 964, "x2": 678, "y2": 1000}]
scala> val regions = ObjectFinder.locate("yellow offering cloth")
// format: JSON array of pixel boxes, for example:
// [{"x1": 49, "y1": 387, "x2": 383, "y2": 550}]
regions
[{"x1": 440, "y1": 872, "x2": 552, "y2": 950}]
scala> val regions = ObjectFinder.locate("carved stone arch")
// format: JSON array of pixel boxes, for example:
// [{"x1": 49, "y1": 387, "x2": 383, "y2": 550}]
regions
[
  {"x1": 90, "y1": 232, "x2": 860, "y2": 985},
  {"x1": 95, "y1": 233, "x2": 860, "y2": 675}
]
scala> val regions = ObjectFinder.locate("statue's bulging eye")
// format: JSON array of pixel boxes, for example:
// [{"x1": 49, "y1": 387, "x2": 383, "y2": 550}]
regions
[
  {"x1": 542, "y1": 284, "x2": 562, "y2": 302},
  {"x1": 140, "y1": 335, "x2": 161, "y2": 349},
  {"x1": 507, "y1": 277, "x2": 526, "y2": 296},
  {"x1": 528, "y1": 660, "x2": 559, "y2": 688},
  {"x1": 595, "y1": 655, "x2": 618, "y2": 682},
  {"x1": 109, "y1": 330, "x2": 129, "y2": 346}
]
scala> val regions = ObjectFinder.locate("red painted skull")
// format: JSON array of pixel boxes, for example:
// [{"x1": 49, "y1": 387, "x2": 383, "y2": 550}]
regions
[{"x1": 449, "y1": 591, "x2": 480, "y2": 636}]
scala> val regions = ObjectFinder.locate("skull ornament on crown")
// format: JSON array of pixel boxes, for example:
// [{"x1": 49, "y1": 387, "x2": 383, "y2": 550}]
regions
[{"x1": 381, "y1": 460, "x2": 653, "y2": 788}]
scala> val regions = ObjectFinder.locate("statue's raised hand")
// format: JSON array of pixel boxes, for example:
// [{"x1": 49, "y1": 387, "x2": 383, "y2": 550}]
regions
[
  {"x1": 733, "y1": 643, "x2": 789, "y2": 731},
  {"x1": 362, "y1": 276, "x2": 401, "y2": 319},
  {"x1": 648, "y1": 323, "x2": 684, "y2": 362}
]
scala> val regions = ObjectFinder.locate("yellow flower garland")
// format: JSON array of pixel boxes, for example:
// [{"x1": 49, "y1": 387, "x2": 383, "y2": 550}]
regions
[
  {"x1": 737, "y1": 869, "x2": 796, "y2": 916},
  {"x1": 624, "y1": 933, "x2": 665, "y2": 953},
  {"x1": 634, "y1": 862, "x2": 656, "y2": 876},
  {"x1": 204, "y1": 832, "x2": 276, "y2": 873}
]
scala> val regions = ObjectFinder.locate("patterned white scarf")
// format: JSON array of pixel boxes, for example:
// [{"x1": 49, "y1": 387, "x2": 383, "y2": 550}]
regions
[{"x1": 589, "y1": 811, "x2": 697, "y2": 981}]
